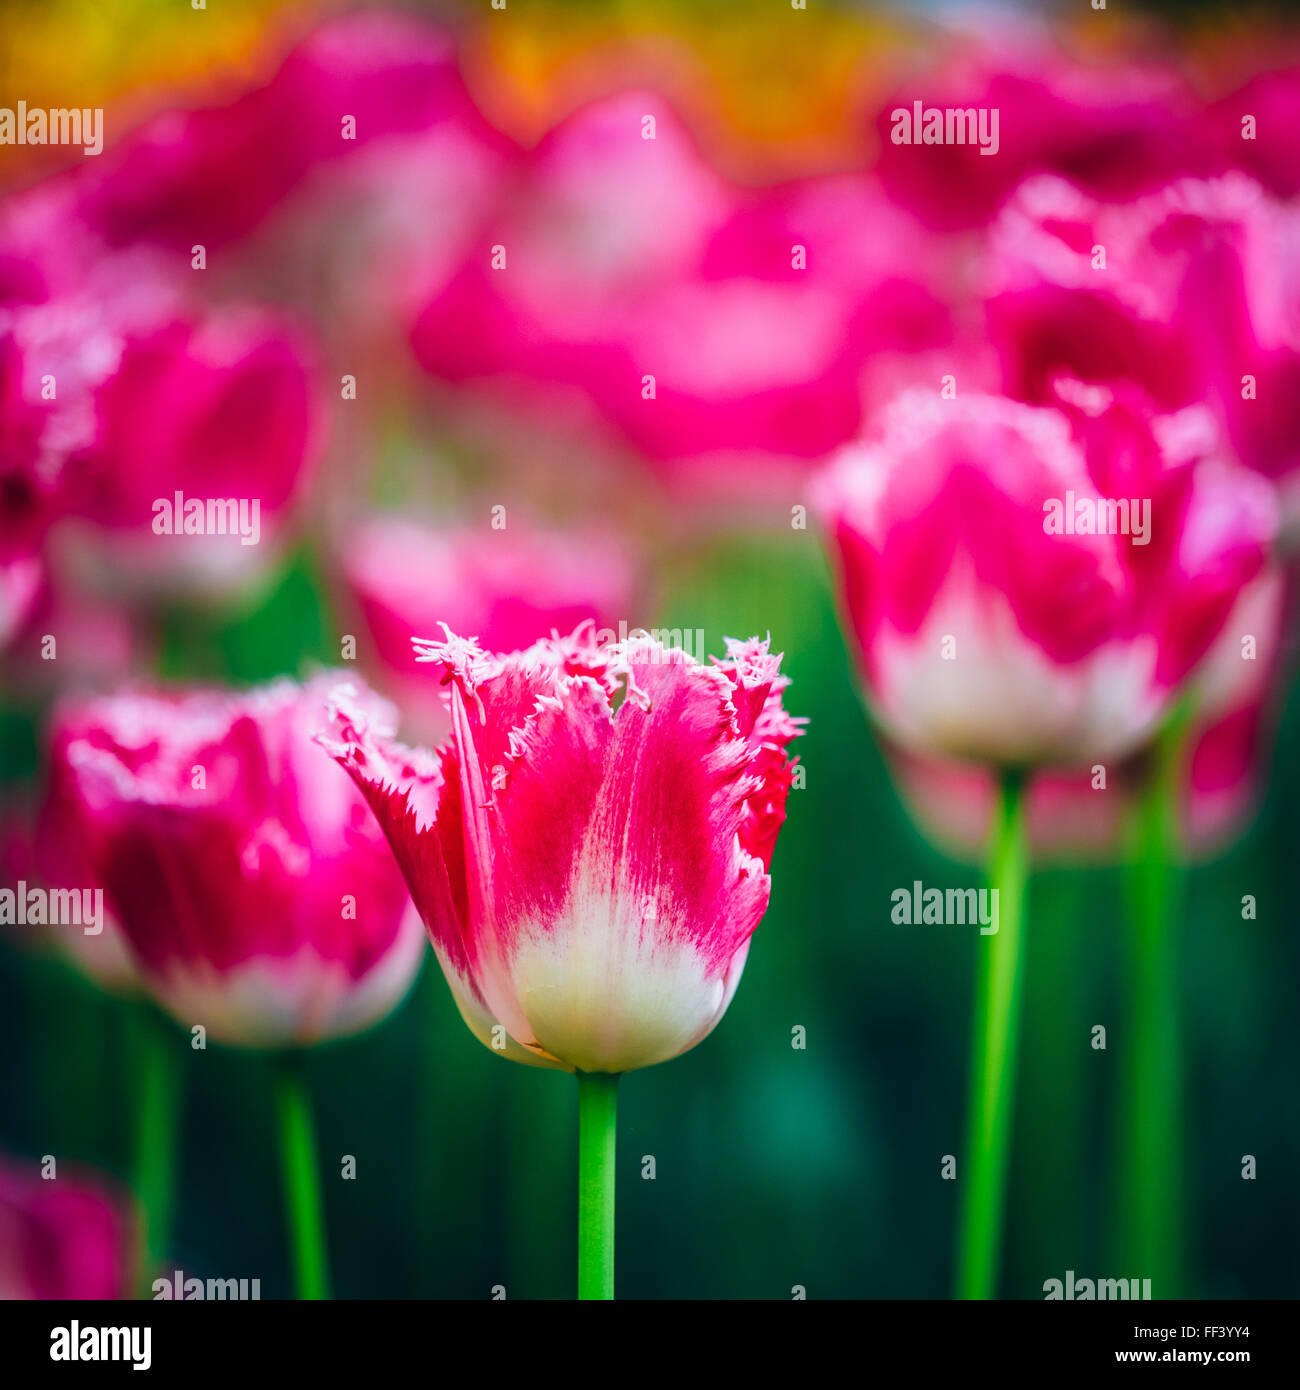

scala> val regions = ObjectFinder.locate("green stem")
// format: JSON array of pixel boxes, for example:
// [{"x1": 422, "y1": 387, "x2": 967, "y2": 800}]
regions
[
  {"x1": 131, "y1": 1005, "x2": 180, "y2": 1298},
  {"x1": 576, "y1": 1071, "x2": 619, "y2": 1300},
  {"x1": 276, "y1": 1054, "x2": 331, "y2": 1300},
  {"x1": 956, "y1": 767, "x2": 1030, "y2": 1299},
  {"x1": 1119, "y1": 705, "x2": 1189, "y2": 1297}
]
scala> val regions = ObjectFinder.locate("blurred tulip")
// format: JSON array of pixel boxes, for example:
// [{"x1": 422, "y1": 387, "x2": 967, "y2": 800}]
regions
[
  {"x1": 44, "y1": 673, "x2": 425, "y2": 1047},
  {"x1": 0, "y1": 794, "x2": 138, "y2": 995},
  {"x1": 322, "y1": 625, "x2": 802, "y2": 1074},
  {"x1": 817, "y1": 384, "x2": 1277, "y2": 769},
  {"x1": 411, "y1": 90, "x2": 951, "y2": 490},
  {"x1": 337, "y1": 515, "x2": 642, "y2": 742},
  {"x1": 986, "y1": 173, "x2": 1300, "y2": 526},
  {"x1": 1179, "y1": 565, "x2": 1293, "y2": 853},
  {"x1": 1, "y1": 563, "x2": 151, "y2": 699},
  {"x1": 0, "y1": 193, "x2": 324, "y2": 597},
  {"x1": 1210, "y1": 64, "x2": 1300, "y2": 199},
  {"x1": 886, "y1": 748, "x2": 1122, "y2": 867},
  {"x1": 71, "y1": 309, "x2": 322, "y2": 592},
  {"x1": 79, "y1": 12, "x2": 487, "y2": 255},
  {"x1": 0, "y1": 1155, "x2": 134, "y2": 1300},
  {"x1": 884, "y1": 568, "x2": 1290, "y2": 864},
  {"x1": 984, "y1": 175, "x2": 1199, "y2": 410},
  {"x1": 874, "y1": 31, "x2": 1214, "y2": 231}
]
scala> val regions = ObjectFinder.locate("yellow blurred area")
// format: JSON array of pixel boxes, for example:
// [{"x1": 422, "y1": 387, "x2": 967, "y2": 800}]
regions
[
  {"x1": 3, "y1": 0, "x2": 1253, "y2": 187},
  {"x1": 0, "y1": 0, "x2": 318, "y2": 176},
  {"x1": 461, "y1": 2, "x2": 914, "y2": 180},
  {"x1": 0, "y1": 0, "x2": 920, "y2": 184}
]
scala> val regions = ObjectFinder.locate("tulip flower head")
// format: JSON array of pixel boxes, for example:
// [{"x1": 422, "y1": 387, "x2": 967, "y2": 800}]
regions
[
  {"x1": 321, "y1": 624, "x2": 802, "y2": 1074},
  {"x1": 44, "y1": 674, "x2": 426, "y2": 1047},
  {"x1": 0, "y1": 1156, "x2": 134, "y2": 1300},
  {"x1": 817, "y1": 386, "x2": 1277, "y2": 769}
]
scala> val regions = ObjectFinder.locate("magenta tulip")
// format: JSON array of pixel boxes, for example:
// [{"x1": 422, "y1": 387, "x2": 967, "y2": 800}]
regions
[
  {"x1": 44, "y1": 674, "x2": 425, "y2": 1046},
  {"x1": 0, "y1": 1156, "x2": 134, "y2": 1300},
  {"x1": 817, "y1": 384, "x2": 1277, "y2": 769},
  {"x1": 321, "y1": 625, "x2": 801, "y2": 1073}
]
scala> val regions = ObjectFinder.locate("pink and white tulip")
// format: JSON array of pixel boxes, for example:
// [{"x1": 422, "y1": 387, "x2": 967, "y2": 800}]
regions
[
  {"x1": 817, "y1": 384, "x2": 1277, "y2": 768},
  {"x1": 321, "y1": 626, "x2": 802, "y2": 1073},
  {"x1": 43, "y1": 675, "x2": 426, "y2": 1047}
]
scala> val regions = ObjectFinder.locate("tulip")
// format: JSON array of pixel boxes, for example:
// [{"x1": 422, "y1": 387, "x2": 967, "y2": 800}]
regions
[
  {"x1": 0, "y1": 259, "x2": 98, "y2": 644},
  {"x1": 817, "y1": 385, "x2": 1277, "y2": 769},
  {"x1": 874, "y1": 31, "x2": 1213, "y2": 231},
  {"x1": 80, "y1": 12, "x2": 485, "y2": 255},
  {"x1": 818, "y1": 383, "x2": 1276, "y2": 1298},
  {"x1": 411, "y1": 90, "x2": 951, "y2": 495},
  {"x1": 44, "y1": 673, "x2": 427, "y2": 1298},
  {"x1": 883, "y1": 565, "x2": 1290, "y2": 863},
  {"x1": 986, "y1": 173, "x2": 1300, "y2": 530},
  {"x1": 0, "y1": 195, "x2": 324, "y2": 599},
  {"x1": 321, "y1": 623, "x2": 802, "y2": 1296},
  {"x1": 0, "y1": 1154, "x2": 134, "y2": 1299}
]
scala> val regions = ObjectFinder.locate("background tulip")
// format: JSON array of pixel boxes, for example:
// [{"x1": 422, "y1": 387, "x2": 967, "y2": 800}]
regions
[
  {"x1": 817, "y1": 386, "x2": 1278, "y2": 769},
  {"x1": 0, "y1": 1155, "x2": 134, "y2": 1300},
  {"x1": 43, "y1": 673, "x2": 429, "y2": 1300},
  {"x1": 335, "y1": 516, "x2": 642, "y2": 743},
  {"x1": 46, "y1": 673, "x2": 424, "y2": 1046}
]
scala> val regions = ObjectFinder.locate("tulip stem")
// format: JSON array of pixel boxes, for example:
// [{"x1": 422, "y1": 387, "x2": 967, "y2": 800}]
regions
[
  {"x1": 576, "y1": 1070, "x2": 619, "y2": 1300},
  {"x1": 131, "y1": 1005, "x2": 181, "y2": 1297},
  {"x1": 956, "y1": 767, "x2": 1029, "y2": 1299},
  {"x1": 276, "y1": 1054, "x2": 331, "y2": 1300},
  {"x1": 1119, "y1": 704, "x2": 1190, "y2": 1297}
]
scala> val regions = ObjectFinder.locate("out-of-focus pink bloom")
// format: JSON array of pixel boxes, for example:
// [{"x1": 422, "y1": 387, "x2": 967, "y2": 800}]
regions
[
  {"x1": 986, "y1": 174, "x2": 1300, "y2": 523},
  {"x1": 0, "y1": 557, "x2": 41, "y2": 649},
  {"x1": 884, "y1": 565, "x2": 1292, "y2": 862},
  {"x1": 0, "y1": 797, "x2": 137, "y2": 994},
  {"x1": 0, "y1": 195, "x2": 324, "y2": 594},
  {"x1": 1, "y1": 565, "x2": 149, "y2": 697},
  {"x1": 0, "y1": 245, "x2": 107, "y2": 635},
  {"x1": 1180, "y1": 565, "x2": 1292, "y2": 853},
  {"x1": 71, "y1": 310, "x2": 322, "y2": 589},
  {"x1": 816, "y1": 385, "x2": 1277, "y2": 768},
  {"x1": 886, "y1": 747, "x2": 1122, "y2": 865},
  {"x1": 1211, "y1": 64, "x2": 1300, "y2": 199},
  {"x1": 873, "y1": 34, "x2": 1214, "y2": 231},
  {"x1": 411, "y1": 92, "x2": 951, "y2": 484},
  {"x1": 337, "y1": 516, "x2": 642, "y2": 742},
  {"x1": 984, "y1": 175, "x2": 1199, "y2": 409},
  {"x1": 321, "y1": 627, "x2": 802, "y2": 1073},
  {"x1": 0, "y1": 1155, "x2": 134, "y2": 1299},
  {"x1": 80, "y1": 12, "x2": 491, "y2": 254},
  {"x1": 1156, "y1": 178, "x2": 1300, "y2": 521},
  {"x1": 44, "y1": 675, "x2": 426, "y2": 1047}
]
